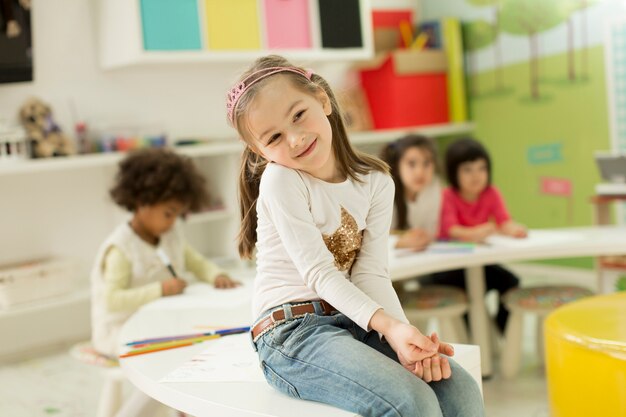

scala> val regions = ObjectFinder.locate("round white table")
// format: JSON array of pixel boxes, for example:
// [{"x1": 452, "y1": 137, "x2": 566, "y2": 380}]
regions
[
  {"x1": 388, "y1": 226, "x2": 626, "y2": 375},
  {"x1": 119, "y1": 226, "x2": 626, "y2": 414},
  {"x1": 119, "y1": 271, "x2": 482, "y2": 417}
]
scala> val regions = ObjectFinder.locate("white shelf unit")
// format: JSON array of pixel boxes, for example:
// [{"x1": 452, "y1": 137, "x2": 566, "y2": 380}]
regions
[{"x1": 97, "y1": 0, "x2": 374, "y2": 69}]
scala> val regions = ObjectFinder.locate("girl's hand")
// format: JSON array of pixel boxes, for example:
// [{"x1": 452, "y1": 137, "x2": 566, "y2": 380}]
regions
[
  {"x1": 396, "y1": 229, "x2": 432, "y2": 251},
  {"x1": 401, "y1": 333, "x2": 454, "y2": 382},
  {"x1": 214, "y1": 274, "x2": 240, "y2": 289},
  {"x1": 370, "y1": 310, "x2": 439, "y2": 364},
  {"x1": 416, "y1": 354, "x2": 452, "y2": 382},
  {"x1": 478, "y1": 222, "x2": 497, "y2": 241},
  {"x1": 501, "y1": 221, "x2": 527, "y2": 238},
  {"x1": 161, "y1": 277, "x2": 187, "y2": 296}
]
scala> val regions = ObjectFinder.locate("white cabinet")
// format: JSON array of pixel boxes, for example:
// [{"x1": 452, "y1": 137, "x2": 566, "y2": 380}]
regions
[{"x1": 97, "y1": 0, "x2": 374, "y2": 69}]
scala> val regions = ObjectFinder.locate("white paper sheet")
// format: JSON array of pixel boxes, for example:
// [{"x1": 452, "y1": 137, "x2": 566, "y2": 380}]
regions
[
  {"x1": 142, "y1": 280, "x2": 253, "y2": 311},
  {"x1": 393, "y1": 242, "x2": 475, "y2": 258},
  {"x1": 484, "y1": 230, "x2": 584, "y2": 248},
  {"x1": 159, "y1": 334, "x2": 265, "y2": 383}
]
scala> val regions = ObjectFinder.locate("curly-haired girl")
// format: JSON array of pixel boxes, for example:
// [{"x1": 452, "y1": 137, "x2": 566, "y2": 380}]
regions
[{"x1": 90, "y1": 148, "x2": 238, "y2": 358}]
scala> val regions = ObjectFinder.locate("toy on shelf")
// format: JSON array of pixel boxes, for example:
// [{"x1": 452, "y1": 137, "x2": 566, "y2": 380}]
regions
[
  {"x1": 0, "y1": 122, "x2": 28, "y2": 162},
  {"x1": 90, "y1": 124, "x2": 167, "y2": 154},
  {"x1": 19, "y1": 97, "x2": 75, "y2": 158}
]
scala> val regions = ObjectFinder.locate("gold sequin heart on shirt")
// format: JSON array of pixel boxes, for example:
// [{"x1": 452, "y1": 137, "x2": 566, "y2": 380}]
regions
[{"x1": 322, "y1": 207, "x2": 363, "y2": 272}]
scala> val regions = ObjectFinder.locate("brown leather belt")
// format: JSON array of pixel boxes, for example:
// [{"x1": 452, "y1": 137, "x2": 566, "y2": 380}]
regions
[{"x1": 251, "y1": 300, "x2": 337, "y2": 342}]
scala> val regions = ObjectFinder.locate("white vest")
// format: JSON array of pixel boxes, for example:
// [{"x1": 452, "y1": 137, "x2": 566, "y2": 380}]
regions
[{"x1": 90, "y1": 222, "x2": 185, "y2": 356}]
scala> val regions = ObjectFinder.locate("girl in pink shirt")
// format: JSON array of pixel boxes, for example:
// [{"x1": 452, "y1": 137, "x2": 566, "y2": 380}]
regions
[{"x1": 434, "y1": 138, "x2": 526, "y2": 334}]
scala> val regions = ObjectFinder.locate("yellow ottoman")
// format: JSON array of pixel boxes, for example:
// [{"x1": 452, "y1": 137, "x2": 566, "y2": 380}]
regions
[{"x1": 545, "y1": 292, "x2": 626, "y2": 417}]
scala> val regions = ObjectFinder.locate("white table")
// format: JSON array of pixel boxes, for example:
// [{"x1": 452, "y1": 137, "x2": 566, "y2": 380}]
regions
[
  {"x1": 119, "y1": 271, "x2": 482, "y2": 417},
  {"x1": 388, "y1": 226, "x2": 626, "y2": 376}
]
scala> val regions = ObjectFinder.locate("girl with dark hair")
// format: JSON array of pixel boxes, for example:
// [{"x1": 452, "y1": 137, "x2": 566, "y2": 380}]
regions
[
  {"x1": 227, "y1": 55, "x2": 484, "y2": 416},
  {"x1": 380, "y1": 134, "x2": 442, "y2": 252},
  {"x1": 91, "y1": 148, "x2": 239, "y2": 358},
  {"x1": 441, "y1": 137, "x2": 526, "y2": 241},
  {"x1": 435, "y1": 137, "x2": 526, "y2": 333}
]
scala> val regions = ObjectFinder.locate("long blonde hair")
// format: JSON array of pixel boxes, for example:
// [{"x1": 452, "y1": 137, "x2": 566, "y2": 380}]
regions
[{"x1": 229, "y1": 55, "x2": 389, "y2": 259}]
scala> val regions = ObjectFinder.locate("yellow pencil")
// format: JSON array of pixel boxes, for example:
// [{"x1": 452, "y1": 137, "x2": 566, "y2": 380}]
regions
[
  {"x1": 119, "y1": 341, "x2": 195, "y2": 358},
  {"x1": 122, "y1": 334, "x2": 221, "y2": 356}
]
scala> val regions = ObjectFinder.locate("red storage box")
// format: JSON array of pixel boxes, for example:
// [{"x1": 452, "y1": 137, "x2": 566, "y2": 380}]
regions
[{"x1": 357, "y1": 50, "x2": 449, "y2": 129}]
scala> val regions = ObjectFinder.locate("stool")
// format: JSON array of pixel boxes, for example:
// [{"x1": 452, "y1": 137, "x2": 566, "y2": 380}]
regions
[
  {"x1": 500, "y1": 285, "x2": 593, "y2": 379},
  {"x1": 545, "y1": 292, "x2": 626, "y2": 416},
  {"x1": 70, "y1": 342, "x2": 124, "y2": 417},
  {"x1": 398, "y1": 285, "x2": 469, "y2": 343}
]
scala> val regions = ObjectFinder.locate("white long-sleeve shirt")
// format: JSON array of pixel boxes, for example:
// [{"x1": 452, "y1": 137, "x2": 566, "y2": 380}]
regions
[
  {"x1": 391, "y1": 177, "x2": 442, "y2": 235},
  {"x1": 253, "y1": 163, "x2": 408, "y2": 331}
]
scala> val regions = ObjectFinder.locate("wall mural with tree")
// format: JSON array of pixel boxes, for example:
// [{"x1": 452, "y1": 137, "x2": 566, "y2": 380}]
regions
[{"x1": 423, "y1": 0, "x2": 619, "y2": 268}]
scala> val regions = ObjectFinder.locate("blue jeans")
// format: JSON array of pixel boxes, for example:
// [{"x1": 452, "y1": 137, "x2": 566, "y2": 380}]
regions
[{"x1": 253, "y1": 303, "x2": 485, "y2": 417}]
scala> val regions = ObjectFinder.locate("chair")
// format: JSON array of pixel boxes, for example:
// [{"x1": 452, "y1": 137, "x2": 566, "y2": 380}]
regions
[
  {"x1": 397, "y1": 284, "x2": 469, "y2": 344},
  {"x1": 499, "y1": 285, "x2": 593, "y2": 379},
  {"x1": 70, "y1": 342, "x2": 174, "y2": 417},
  {"x1": 69, "y1": 342, "x2": 124, "y2": 417}
]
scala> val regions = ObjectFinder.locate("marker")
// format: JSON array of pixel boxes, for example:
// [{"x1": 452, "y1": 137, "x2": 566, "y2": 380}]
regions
[{"x1": 156, "y1": 248, "x2": 178, "y2": 279}]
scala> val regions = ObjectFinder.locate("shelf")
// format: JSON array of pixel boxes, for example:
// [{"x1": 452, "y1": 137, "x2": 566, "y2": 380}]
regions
[
  {"x1": 0, "y1": 141, "x2": 243, "y2": 177},
  {"x1": 103, "y1": 49, "x2": 375, "y2": 69},
  {"x1": 185, "y1": 209, "x2": 233, "y2": 225},
  {"x1": 349, "y1": 122, "x2": 475, "y2": 146},
  {"x1": 0, "y1": 123, "x2": 473, "y2": 177}
]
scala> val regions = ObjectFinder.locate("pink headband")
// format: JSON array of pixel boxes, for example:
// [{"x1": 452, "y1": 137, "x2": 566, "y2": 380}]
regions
[{"x1": 227, "y1": 66, "x2": 314, "y2": 124}]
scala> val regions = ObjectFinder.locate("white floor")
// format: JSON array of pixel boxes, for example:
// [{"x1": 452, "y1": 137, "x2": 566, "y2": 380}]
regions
[{"x1": 0, "y1": 264, "x2": 596, "y2": 417}]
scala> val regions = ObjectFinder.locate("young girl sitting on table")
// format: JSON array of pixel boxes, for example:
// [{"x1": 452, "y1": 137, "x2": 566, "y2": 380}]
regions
[
  {"x1": 227, "y1": 55, "x2": 484, "y2": 417},
  {"x1": 381, "y1": 134, "x2": 442, "y2": 252},
  {"x1": 91, "y1": 148, "x2": 239, "y2": 359},
  {"x1": 436, "y1": 137, "x2": 526, "y2": 333}
]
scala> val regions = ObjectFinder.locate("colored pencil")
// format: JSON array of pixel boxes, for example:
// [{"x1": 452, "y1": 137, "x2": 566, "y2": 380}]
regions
[
  {"x1": 125, "y1": 326, "x2": 250, "y2": 346},
  {"x1": 129, "y1": 334, "x2": 221, "y2": 351},
  {"x1": 120, "y1": 334, "x2": 223, "y2": 358},
  {"x1": 132, "y1": 334, "x2": 221, "y2": 352},
  {"x1": 119, "y1": 341, "x2": 195, "y2": 358}
]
